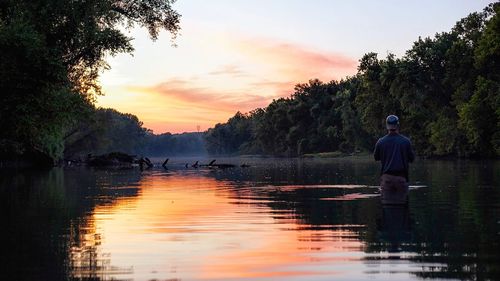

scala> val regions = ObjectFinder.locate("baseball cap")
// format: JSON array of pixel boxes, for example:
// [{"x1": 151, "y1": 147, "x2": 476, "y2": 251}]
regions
[{"x1": 386, "y1": 115, "x2": 399, "y2": 130}]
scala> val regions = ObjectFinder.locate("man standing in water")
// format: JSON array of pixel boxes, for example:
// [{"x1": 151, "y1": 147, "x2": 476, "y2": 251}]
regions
[{"x1": 374, "y1": 115, "x2": 415, "y2": 204}]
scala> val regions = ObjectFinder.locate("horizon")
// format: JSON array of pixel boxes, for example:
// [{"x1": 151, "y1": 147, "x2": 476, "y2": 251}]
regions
[{"x1": 97, "y1": 0, "x2": 492, "y2": 134}]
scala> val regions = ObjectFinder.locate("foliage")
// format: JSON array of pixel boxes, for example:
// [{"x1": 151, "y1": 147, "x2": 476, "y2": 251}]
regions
[
  {"x1": 0, "y1": 0, "x2": 180, "y2": 164},
  {"x1": 205, "y1": 112, "x2": 254, "y2": 155},
  {"x1": 64, "y1": 108, "x2": 147, "y2": 158}
]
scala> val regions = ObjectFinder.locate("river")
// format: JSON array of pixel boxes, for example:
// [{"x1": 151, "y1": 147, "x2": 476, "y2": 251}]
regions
[{"x1": 1, "y1": 157, "x2": 499, "y2": 280}]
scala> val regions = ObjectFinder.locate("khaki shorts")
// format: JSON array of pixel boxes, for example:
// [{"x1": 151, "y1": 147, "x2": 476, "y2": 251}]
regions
[{"x1": 380, "y1": 174, "x2": 409, "y2": 205}]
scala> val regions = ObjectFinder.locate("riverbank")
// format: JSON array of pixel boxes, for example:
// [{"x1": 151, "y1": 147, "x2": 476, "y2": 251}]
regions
[{"x1": 301, "y1": 151, "x2": 371, "y2": 158}]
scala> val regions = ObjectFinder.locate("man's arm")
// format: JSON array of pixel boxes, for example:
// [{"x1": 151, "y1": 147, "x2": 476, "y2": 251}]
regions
[{"x1": 374, "y1": 140, "x2": 381, "y2": 161}]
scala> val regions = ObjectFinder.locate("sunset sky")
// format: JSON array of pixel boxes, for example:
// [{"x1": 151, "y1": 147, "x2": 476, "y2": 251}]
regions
[{"x1": 97, "y1": 0, "x2": 492, "y2": 134}]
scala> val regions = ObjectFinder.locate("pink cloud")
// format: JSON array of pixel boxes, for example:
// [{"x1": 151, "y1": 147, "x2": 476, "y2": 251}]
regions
[
  {"x1": 208, "y1": 64, "x2": 247, "y2": 77},
  {"x1": 233, "y1": 37, "x2": 357, "y2": 82},
  {"x1": 248, "y1": 80, "x2": 297, "y2": 98}
]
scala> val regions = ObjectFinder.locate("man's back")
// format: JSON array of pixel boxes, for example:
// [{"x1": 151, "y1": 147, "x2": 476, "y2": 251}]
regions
[{"x1": 374, "y1": 133, "x2": 415, "y2": 180}]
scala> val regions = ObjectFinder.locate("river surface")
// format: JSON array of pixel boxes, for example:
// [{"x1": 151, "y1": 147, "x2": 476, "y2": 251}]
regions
[{"x1": 1, "y1": 157, "x2": 499, "y2": 281}]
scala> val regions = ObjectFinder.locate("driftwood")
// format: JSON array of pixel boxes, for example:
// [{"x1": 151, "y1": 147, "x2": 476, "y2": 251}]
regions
[
  {"x1": 162, "y1": 158, "x2": 169, "y2": 169},
  {"x1": 160, "y1": 159, "x2": 240, "y2": 169},
  {"x1": 138, "y1": 157, "x2": 153, "y2": 169},
  {"x1": 210, "y1": 163, "x2": 236, "y2": 168},
  {"x1": 199, "y1": 159, "x2": 216, "y2": 167},
  {"x1": 87, "y1": 152, "x2": 155, "y2": 169},
  {"x1": 87, "y1": 152, "x2": 136, "y2": 167},
  {"x1": 201, "y1": 159, "x2": 249, "y2": 169},
  {"x1": 83, "y1": 156, "x2": 252, "y2": 170},
  {"x1": 201, "y1": 159, "x2": 239, "y2": 169}
]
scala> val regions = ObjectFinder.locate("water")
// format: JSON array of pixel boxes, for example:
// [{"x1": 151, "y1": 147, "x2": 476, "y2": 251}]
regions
[{"x1": 1, "y1": 157, "x2": 499, "y2": 281}]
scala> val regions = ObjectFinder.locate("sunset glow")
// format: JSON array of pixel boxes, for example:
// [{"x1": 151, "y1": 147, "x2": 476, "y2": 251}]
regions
[
  {"x1": 98, "y1": 30, "x2": 357, "y2": 133},
  {"x1": 84, "y1": 173, "x2": 365, "y2": 280},
  {"x1": 97, "y1": 0, "x2": 491, "y2": 133}
]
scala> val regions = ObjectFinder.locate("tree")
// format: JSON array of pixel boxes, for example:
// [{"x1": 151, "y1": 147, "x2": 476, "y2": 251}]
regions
[
  {"x1": 0, "y1": 0, "x2": 180, "y2": 164},
  {"x1": 63, "y1": 108, "x2": 148, "y2": 158},
  {"x1": 205, "y1": 112, "x2": 255, "y2": 155},
  {"x1": 472, "y1": 2, "x2": 500, "y2": 155}
]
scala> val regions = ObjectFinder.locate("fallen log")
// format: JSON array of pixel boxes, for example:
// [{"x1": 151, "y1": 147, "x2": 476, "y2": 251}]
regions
[
  {"x1": 162, "y1": 158, "x2": 169, "y2": 168},
  {"x1": 200, "y1": 159, "x2": 217, "y2": 167},
  {"x1": 210, "y1": 164, "x2": 236, "y2": 169},
  {"x1": 138, "y1": 157, "x2": 153, "y2": 169},
  {"x1": 87, "y1": 152, "x2": 136, "y2": 167}
]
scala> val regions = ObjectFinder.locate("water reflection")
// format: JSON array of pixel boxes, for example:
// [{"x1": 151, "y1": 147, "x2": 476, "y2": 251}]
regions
[
  {"x1": 377, "y1": 206, "x2": 411, "y2": 253},
  {"x1": 0, "y1": 158, "x2": 499, "y2": 280},
  {"x1": 0, "y1": 167, "x2": 142, "y2": 280}
]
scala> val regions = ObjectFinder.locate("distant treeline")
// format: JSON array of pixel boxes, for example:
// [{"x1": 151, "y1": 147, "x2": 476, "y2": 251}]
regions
[
  {"x1": 205, "y1": 3, "x2": 500, "y2": 158},
  {"x1": 63, "y1": 108, "x2": 206, "y2": 160}
]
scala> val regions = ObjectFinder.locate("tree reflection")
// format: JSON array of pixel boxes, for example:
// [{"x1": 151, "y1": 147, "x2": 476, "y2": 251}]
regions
[{"x1": 0, "y1": 167, "x2": 141, "y2": 281}]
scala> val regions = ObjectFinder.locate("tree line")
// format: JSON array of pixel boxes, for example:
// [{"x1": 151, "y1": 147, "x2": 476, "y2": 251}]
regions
[
  {"x1": 63, "y1": 108, "x2": 206, "y2": 160},
  {"x1": 205, "y1": 3, "x2": 500, "y2": 158},
  {"x1": 1, "y1": 1, "x2": 498, "y2": 165}
]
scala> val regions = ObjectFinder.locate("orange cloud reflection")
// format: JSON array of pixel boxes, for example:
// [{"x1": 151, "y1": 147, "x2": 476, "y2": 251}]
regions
[{"x1": 83, "y1": 173, "x2": 364, "y2": 280}]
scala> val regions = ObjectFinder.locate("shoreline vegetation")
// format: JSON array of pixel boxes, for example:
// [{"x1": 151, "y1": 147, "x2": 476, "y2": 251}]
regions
[
  {"x1": 301, "y1": 151, "x2": 370, "y2": 158},
  {"x1": 1, "y1": 2, "x2": 499, "y2": 167}
]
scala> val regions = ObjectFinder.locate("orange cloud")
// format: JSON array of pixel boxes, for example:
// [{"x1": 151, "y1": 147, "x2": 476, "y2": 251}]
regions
[
  {"x1": 153, "y1": 79, "x2": 270, "y2": 112},
  {"x1": 112, "y1": 81, "x2": 272, "y2": 133}
]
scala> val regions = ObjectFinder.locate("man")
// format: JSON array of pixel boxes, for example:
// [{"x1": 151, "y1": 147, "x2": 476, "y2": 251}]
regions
[{"x1": 374, "y1": 115, "x2": 415, "y2": 204}]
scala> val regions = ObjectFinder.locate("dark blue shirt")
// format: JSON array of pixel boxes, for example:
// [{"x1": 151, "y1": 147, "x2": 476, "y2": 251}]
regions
[{"x1": 374, "y1": 133, "x2": 415, "y2": 181}]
